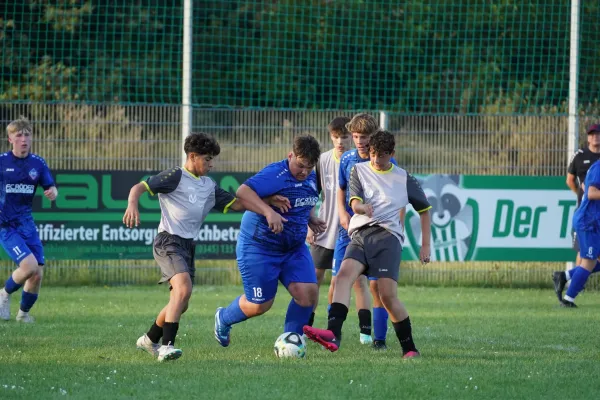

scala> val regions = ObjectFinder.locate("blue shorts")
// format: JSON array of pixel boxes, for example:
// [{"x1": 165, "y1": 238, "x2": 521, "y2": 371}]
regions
[
  {"x1": 333, "y1": 228, "x2": 377, "y2": 280},
  {"x1": 576, "y1": 228, "x2": 600, "y2": 260},
  {"x1": 0, "y1": 222, "x2": 45, "y2": 266},
  {"x1": 237, "y1": 238, "x2": 317, "y2": 304}
]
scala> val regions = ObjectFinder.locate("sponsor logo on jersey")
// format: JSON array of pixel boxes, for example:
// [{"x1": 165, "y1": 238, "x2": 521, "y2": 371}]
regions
[
  {"x1": 6, "y1": 184, "x2": 35, "y2": 194},
  {"x1": 294, "y1": 196, "x2": 319, "y2": 208}
]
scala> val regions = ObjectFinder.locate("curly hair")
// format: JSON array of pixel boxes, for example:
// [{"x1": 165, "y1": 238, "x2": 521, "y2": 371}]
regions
[
  {"x1": 184, "y1": 132, "x2": 221, "y2": 156},
  {"x1": 293, "y1": 134, "x2": 321, "y2": 165},
  {"x1": 327, "y1": 116, "x2": 351, "y2": 137},
  {"x1": 369, "y1": 130, "x2": 395, "y2": 155},
  {"x1": 345, "y1": 113, "x2": 379, "y2": 135}
]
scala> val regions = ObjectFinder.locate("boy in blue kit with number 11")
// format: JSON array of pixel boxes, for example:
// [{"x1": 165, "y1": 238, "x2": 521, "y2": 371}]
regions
[
  {"x1": 0, "y1": 117, "x2": 58, "y2": 323},
  {"x1": 214, "y1": 135, "x2": 327, "y2": 346}
]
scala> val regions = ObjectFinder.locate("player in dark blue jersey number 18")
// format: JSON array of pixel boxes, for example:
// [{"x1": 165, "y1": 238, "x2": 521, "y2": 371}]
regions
[
  {"x1": 0, "y1": 118, "x2": 58, "y2": 323},
  {"x1": 214, "y1": 135, "x2": 327, "y2": 347}
]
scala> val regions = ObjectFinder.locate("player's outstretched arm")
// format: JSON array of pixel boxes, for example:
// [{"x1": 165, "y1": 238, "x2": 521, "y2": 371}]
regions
[
  {"x1": 43, "y1": 186, "x2": 58, "y2": 201},
  {"x1": 236, "y1": 184, "x2": 287, "y2": 233},
  {"x1": 123, "y1": 182, "x2": 147, "y2": 228}
]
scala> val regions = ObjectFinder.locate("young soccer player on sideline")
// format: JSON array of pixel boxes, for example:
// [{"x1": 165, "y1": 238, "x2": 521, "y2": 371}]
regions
[
  {"x1": 124, "y1": 133, "x2": 289, "y2": 362},
  {"x1": 336, "y1": 113, "x2": 399, "y2": 349},
  {"x1": 306, "y1": 117, "x2": 374, "y2": 345},
  {"x1": 0, "y1": 117, "x2": 58, "y2": 323},
  {"x1": 560, "y1": 159, "x2": 600, "y2": 308},
  {"x1": 214, "y1": 135, "x2": 327, "y2": 347},
  {"x1": 304, "y1": 130, "x2": 432, "y2": 359}
]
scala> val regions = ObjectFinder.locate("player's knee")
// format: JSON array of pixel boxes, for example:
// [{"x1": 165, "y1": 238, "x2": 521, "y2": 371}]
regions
[
  {"x1": 378, "y1": 292, "x2": 396, "y2": 309},
  {"x1": 369, "y1": 279, "x2": 379, "y2": 294},
  {"x1": 28, "y1": 267, "x2": 43, "y2": 285},
  {"x1": 243, "y1": 300, "x2": 272, "y2": 316},
  {"x1": 288, "y1": 283, "x2": 318, "y2": 307},
  {"x1": 18, "y1": 256, "x2": 39, "y2": 277}
]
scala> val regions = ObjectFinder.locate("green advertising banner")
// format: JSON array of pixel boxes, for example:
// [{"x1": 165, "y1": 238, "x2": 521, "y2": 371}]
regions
[
  {"x1": 18, "y1": 171, "x2": 252, "y2": 261},
  {"x1": 403, "y1": 175, "x2": 576, "y2": 262},
  {"x1": 0, "y1": 172, "x2": 579, "y2": 262}
]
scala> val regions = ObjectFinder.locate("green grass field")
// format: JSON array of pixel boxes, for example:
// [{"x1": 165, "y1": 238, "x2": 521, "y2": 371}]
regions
[{"x1": 1, "y1": 286, "x2": 599, "y2": 399}]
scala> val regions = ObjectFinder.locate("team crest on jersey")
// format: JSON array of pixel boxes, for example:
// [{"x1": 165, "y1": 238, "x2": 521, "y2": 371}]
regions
[
  {"x1": 363, "y1": 182, "x2": 374, "y2": 199},
  {"x1": 325, "y1": 174, "x2": 334, "y2": 190},
  {"x1": 187, "y1": 186, "x2": 198, "y2": 204},
  {"x1": 28, "y1": 168, "x2": 38, "y2": 180},
  {"x1": 308, "y1": 180, "x2": 317, "y2": 192}
]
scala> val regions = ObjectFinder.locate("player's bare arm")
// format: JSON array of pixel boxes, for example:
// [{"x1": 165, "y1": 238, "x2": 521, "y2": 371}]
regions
[
  {"x1": 236, "y1": 184, "x2": 287, "y2": 233},
  {"x1": 43, "y1": 186, "x2": 58, "y2": 201},
  {"x1": 418, "y1": 209, "x2": 432, "y2": 264},
  {"x1": 350, "y1": 197, "x2": 373, "y2": 217},
  {"x1": 587, "y1": 185, "x2": 600, "y2": 200},
  {"x1": 226, "y1": 194, "x2": 290, "y2": 213},
  {"x1": 566, "y1": 173, "x2": 578, "y2": 194},
  {"x1": 123, "y1": 182, "x2": 147, "y2": 228},
  {"x1": 337, "y1": 188, "x2": 351, "y2": 229}
]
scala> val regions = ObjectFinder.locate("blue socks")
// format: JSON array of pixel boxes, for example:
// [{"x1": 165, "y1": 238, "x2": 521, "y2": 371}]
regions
[
  {"x1": 4, "y1": 276, "x2": 22, "y2": 294},
  {"x1": 220, "y1": 296, "x2": 249, "y2": 326},
  {"x1": 373, "y1": 307, "x2": 388, "y2": 341},
  {"x1": 567, "y1": 261, "x2": 600, "y2": 280},
  {"x1": 565, "y1": 266, "x2": 591, "y2": 301},
  {"x1": 284, "y1": 299, "x2": 313, "y2": 334},
  {"x1": 20, "y1": 291, "x2": 38, "y2": 312}
]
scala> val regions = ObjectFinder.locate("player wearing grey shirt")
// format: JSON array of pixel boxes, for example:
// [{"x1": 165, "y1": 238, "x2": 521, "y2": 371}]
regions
[
  {"x1": 123, "y1": 133, "x2": 245, "y2": 363},
  {"x1": 304, "y1": 130, "x2": 432, "y2": 359}
]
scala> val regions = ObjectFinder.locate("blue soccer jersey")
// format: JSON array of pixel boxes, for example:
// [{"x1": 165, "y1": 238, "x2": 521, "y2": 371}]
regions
[
  {"x1": 0, "y1": 152, "x2": 55, "y2": 265},
  {"x1": 573, "y1": 160, "x2": 600, "y2": 234},
  {"x1": 0, "y1": 152, "x2": 55, "y2": 223},
  {"x1": 236, "y1": 159, "x2": 319, "y2": 304},
  {"x1": 239, "y1": 159, "x2": 319, "y2": 251}
]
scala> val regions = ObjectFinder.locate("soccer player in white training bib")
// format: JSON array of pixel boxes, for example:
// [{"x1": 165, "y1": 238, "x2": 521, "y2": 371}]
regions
[
  {"x1": 0, "y1": 117, "x2": 58, "y2": 323},
  {"x1": 305, "y1": 116, "x2": 374, "y2": 345},
  {"x1": 304, "y1": 130, "x2": 432, "y2": 359}
]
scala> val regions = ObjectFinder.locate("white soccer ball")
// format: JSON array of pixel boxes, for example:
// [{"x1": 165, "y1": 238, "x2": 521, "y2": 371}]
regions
[{"x1": 274, "y1": 332, "x2": 307, "y2": 359}]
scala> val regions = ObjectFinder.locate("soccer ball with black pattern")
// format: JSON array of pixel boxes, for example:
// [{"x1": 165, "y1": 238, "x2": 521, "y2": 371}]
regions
[{"x1": 274, "y1": 332, "x2": 306, "y2": 358}]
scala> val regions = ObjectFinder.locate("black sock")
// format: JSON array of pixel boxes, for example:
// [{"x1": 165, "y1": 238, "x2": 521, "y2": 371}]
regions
[
  {"x1": 307, "y1": 312, "x2": 315, "y2": 327},
  {"x1": 327, "y1": 302, "x2": 348, "y2": 339},
  {"x1": 358, "y1": 309, "x2": 372, "y2": 335},
  {"x1": 146, "y1": 321, "x2": 163, "y2": 344},
  {"x1": 393, "y1": 317, "x2": 418, "y2": 354},
  {"x1": 161, "y1": 322, "x2": 179, "y2": 346}
]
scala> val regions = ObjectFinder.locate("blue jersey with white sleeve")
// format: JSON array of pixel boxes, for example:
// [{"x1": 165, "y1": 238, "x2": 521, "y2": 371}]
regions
[
  {"x1": 573, "y1": 160, "x2": 600, "y2": 232},
  {"x1": 338, "y1": 150, "x2": 397, "y2": 216},
  {"x1": 0, "y1": 152, "x2": 55, "y2": 224},
  {"x1": 239, "y1": 159, "x2": 319, "y2": 252}
]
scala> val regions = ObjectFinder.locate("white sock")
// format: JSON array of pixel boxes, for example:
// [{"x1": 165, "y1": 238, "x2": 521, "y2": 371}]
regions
[{"x1": 0, "y1": 288, "x2": 8, "y2": 297}]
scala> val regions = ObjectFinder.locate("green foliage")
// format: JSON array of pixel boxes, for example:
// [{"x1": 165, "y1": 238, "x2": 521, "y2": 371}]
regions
[{"x1": 1, "y1": 0, "x2": 599, "y2": 113}]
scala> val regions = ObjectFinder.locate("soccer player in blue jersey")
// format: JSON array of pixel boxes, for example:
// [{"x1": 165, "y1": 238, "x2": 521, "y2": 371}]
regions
[
  {"x1": 0, "y1": 117, "x2": 58, "y2": 323},
  {"x1": 214, "y1": 135, "x2": 326, "y2": 347},
  {"x1": 336, "y1": 113, "x2": 399, "y2": 349},
  {"x1": 560, "y1": 159, "x2": 600, "y2": 308}
]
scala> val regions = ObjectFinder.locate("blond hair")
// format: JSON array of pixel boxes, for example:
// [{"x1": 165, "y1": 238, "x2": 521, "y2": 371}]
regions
[
  {"x1": 345, "y1": 113, "x2": 379, "y2": 135},
  {"x1": 6, "y1": 117, "x2": 32, "y2": 136}
]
